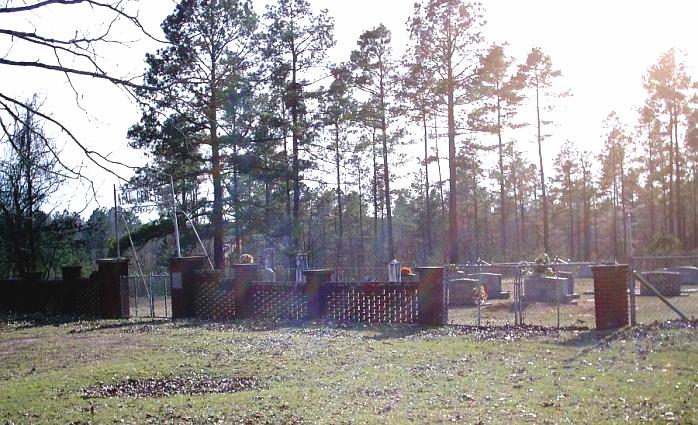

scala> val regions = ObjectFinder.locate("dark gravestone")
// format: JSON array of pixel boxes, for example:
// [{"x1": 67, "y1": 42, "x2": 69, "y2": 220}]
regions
[
  {"x1": 662, "y1": 266, "x2": 698, "y2": 286},
  {"x1": 641, "y1": 271, "x2": 682, "y2": 297}
]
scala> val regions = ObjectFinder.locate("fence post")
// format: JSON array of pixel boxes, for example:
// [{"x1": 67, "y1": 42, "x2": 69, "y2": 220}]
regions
[
  {"x1": 415, "y1": 266, "x2": 447, "y2": 326},
  {"x1": 96, "y1": 258, "x2": 130, "y2": 319},
  {"x1": 233, "y1": 263, "x2": 259, "y2": 319},
  {"x1": 304, "y1": 269, "x2": 333, "y2": 320}
]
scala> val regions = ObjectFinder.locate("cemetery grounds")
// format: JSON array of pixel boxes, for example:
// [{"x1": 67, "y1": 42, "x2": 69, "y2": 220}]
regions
[{"x1": 1, "y1": 293, "x2": 697, "y2": 424}]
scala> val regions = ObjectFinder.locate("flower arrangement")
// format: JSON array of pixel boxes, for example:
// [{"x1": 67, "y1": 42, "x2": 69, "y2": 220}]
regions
[
  {"x1": 531, "y1": 253, "x2": 554, "y2": 276},
  {"x1": 471, "y1": 285, "x2": 488, "y2": 303},
  {"x1": 400, "y1": 266, "x2": 415, "y2": 277},
  {"x1": 239, "y1": 254, "x2": 255, "y2": 264}
]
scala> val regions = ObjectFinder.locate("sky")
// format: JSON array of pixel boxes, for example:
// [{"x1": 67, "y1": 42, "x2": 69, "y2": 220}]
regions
[{"x1": 1, "y1": 0, "x2": 697, "y2": 213}]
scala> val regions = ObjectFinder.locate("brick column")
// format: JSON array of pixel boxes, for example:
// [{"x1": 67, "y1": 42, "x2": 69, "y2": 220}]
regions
[
  {"x1": 61, "y1": 266, "x2": 82, "y2": 314},
  {"x1": 591, "y1": 264, "x2": 629, "y2": 330},
  {"x1": 415, "y1": 266, "x2": 447, "y2": 326},
  {"x1": 304, "y1": 269, "x2": 333, "y2": 320},
  {"x1": 233, "y1": 264, "x2": 258, "y2": 319},
  {"x1": 21, "y1": 272, "x2": 42, "y2": 313},
  {"x1": 170, "y1": 256, "x2": 208, "y2": 319},
  {"x1": 96, "y1": 258, "x2": 129, "y2": 319}
]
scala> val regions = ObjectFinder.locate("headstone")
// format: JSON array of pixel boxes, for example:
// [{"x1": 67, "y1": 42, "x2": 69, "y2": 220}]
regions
[
  {"x1": 555, "y1": 271, "x2": 576, "y2": 295},
  {"x1": 260, "y1": 247, "x2": 276, "y2": 282},
  {"x1": 577, "y1": 264, "x2": 593, "y2": 278},
  {"x1": 465, "y1": 272, "x2": 509, "y2": 299},
  {"x1": 641, "y1": 271, "x2": 682, "y2": 297},
  {"x1": 523, "y1": 275, "x2": 569, "y2": 302},
  {"x1": 662, "y1": 266, "x2": 698, "y2": 285},
  {"x1": 388, "y1": 259, "x2": 401, "y2": 283},
  {"x1": 295, "y1": 253, "x2": 308, "y2": 283},
  {"x1": 448, "y1": 278, "x2": 481, "y2": 306}
]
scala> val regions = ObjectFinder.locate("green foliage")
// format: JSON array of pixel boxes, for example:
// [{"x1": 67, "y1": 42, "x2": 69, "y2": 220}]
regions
[{"x1": 648, "y1": 235, "x2": 683, "y2": 256}]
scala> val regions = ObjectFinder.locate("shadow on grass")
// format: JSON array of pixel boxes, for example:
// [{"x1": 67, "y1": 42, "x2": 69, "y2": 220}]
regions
[
  {"x1": 556, "y1": 319, "x2": 698, "y2": 361},
  {"x1": 1, "y1": 312, "x2": 86, "y2": 329},
  {"x1": 169, "y1": 318, "x2": 426, "y2": 340}
]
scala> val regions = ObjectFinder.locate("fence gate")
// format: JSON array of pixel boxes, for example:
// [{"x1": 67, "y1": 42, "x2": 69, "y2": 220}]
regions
[{"x1": 122, "y1": 273, "x2": 171, "y2": 318}]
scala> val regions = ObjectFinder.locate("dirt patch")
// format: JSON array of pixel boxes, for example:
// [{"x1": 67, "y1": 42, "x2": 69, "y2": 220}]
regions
[
  {"x1": 81, "y1": 375, "x2": 261, "y2": 398},
  {"x1": 0, "y1": 337, "x2": 39, "y2": 359}
]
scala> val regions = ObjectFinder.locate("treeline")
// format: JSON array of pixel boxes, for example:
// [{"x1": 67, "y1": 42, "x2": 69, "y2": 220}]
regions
[
  {"x1": 3, "y1": 0, "x2": 697, "y2": 275},
  {"x1": 127, "y1": 0, "x2": 698, "y2": 269}
]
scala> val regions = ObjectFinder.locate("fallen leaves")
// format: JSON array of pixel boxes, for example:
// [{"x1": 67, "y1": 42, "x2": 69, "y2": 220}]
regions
[{"x1": 81, "y1": 375, "x2": 260, "y2": 398}]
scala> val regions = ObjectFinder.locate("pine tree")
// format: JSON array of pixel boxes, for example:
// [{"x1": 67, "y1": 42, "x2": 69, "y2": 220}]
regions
[
  {"x1": 516, "y1": 47, "x2": 569, "y2": 254},
  {"x1": 134, "y1": 0, "x2": 258, "y2": 269},
  {"x1": 409, "y1": 0, "x2": 484, "y2": 264},
  {"x1": 350, "y1": 24, "x2": 397, "y2": 262},
  {"x1": 262, "y1": 0, "x2": 335, "y2": 256},
  {"x1": 469, "y1": 43, "x2": 523, "y2": 259}
]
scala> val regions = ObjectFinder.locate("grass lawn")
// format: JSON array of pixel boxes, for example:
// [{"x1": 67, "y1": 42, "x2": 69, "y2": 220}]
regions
[{"x1": 1, "y1": 315, "x2": 697, "y2": 424}]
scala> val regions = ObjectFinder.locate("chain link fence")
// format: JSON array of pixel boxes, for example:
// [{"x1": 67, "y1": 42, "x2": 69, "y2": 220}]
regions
[
  {"x1": 123, "y1": 273, "x2": 171, "y2": 318},
  {"x1": 446, "y1": 262, "x2": 595, "y2": 328},
  {"x1": 630, "y1": 256, "x2": 698, "y2": 324},
  {"x1": 445, "y1": 257, "x2": 698, "y2": 328}
]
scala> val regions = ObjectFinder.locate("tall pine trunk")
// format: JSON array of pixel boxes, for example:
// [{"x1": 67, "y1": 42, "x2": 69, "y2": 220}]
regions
[
  {"x1": 535, "y1": 77, "x2": 550, "y2": 253},
  {"x1": 334, "y1": 122, "x2": 343, "y2": 268},
  {"x1": 422, "y1": 112, "x2": 433, "y2": 256},
  {"x1": 496, "y1": 91, "x2": 506, "y2": 258}
]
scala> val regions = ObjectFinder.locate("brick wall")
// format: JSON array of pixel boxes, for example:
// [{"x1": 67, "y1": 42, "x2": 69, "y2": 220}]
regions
[
  {"x1": 0, "y1": 261, "x2": 127, "y2": 319},
  {"x1": 177, "y1": 265, "x2": 441, "y2": 325}
]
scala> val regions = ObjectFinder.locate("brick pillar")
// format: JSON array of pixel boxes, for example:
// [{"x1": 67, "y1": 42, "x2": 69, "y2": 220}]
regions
[
  {"x1": 96, "y1": 258, "x2": 129, "y2": 319},
  {"x1": 591, "y1": 264, "x2": 629, "y2": 330},
  {"x1": 21, "y1": 272, "x2": 42, "y2": 313},
  {"x1": 61, "y1": 266, "x2": 82, "y2": 314},
  {"x1": 304, "y1": 269, "x2": 333, "y2": 320},
  {"x1": 233, "y1": 264, "x2": 258, "y2": 319},
  {"x1": 415, "y1": 266, "x2": 447, "y2": 326},
  {"x1": 170, "y1": 256, "x2": 208, "y2": 319}
]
